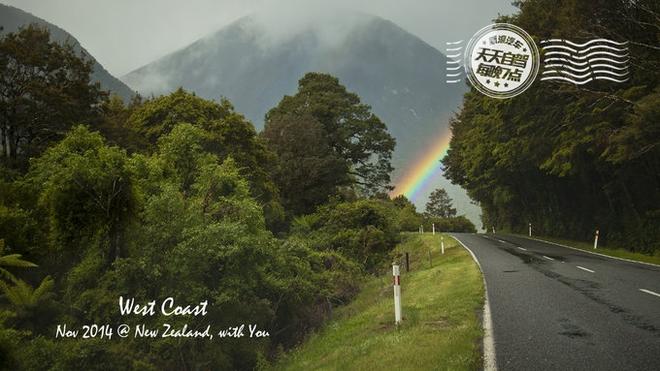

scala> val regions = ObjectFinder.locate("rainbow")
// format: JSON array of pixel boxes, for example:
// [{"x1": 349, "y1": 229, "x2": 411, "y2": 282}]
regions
[{"x1": 391, "y1": 131, "x2": 452, "y2": 201}]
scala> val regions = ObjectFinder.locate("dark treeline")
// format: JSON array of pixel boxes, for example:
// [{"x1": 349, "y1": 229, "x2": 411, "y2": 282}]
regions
[
  {"x1": 443, "y1": 0, "x2": 660, "y2": 253},
  {"x1": 0, "y1": 25, "x2": 473, "y2": 369}
]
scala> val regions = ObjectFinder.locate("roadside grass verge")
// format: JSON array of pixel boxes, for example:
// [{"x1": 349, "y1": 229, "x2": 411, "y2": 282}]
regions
[
  {"x1": 510, "y1": 233, "x2": 660, "y2": 266},
  {"x1": 268, "y1": 233, "x2": 484, "y2": 371}
]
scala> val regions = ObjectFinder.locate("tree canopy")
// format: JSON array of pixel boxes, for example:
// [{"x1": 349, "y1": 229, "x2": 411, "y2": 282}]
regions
[
  {"x1": 425, "y1": 188, "x2": 457, "y2": 218},
  {"x1": 0, "y1": 24, "x2": 105, "y2": 169},
  {"x1": 127, "y1": 88, "x2": 285, "y2": 230},
  {"x1": 261, "y1": 112, "x2": 348, "y2": 217},
  {"x1": 443, "y1": 0, "x2": 660, "y2": 252},
  {"x1": 265, "y1": 73, "x2": 396, "y2": 198}
]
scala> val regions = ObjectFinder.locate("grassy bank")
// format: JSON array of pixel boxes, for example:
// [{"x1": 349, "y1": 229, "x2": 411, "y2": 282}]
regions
[
  {"x1": 510, "y1": 234, "x2": 660, "y2": 266},
  {"x1": 269, "y1": 233, "x2": 484, "y2": 371}
]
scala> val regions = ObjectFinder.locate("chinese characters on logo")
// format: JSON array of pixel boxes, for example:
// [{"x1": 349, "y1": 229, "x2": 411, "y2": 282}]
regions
[{"x1": 464, "y1": 24, "x2": 540, "y2": 99}]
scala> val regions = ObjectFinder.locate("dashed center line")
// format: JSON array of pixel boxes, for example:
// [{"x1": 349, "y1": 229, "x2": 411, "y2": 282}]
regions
[
  {"x1": 496, "y1": 239, "x2": 506, "y2": 243},
  {"x1": 517, "y1": 246, "x2": 527, "y2": 251},
  {"x1": 576, "y1": 266, "x2": 595, "y2": 273},
  {"x1": 639, "y1": 288, "x2": 660, "y2": 298},
  {"x1": 543, "y1": 255, "x2": 554, "y2": 261}
]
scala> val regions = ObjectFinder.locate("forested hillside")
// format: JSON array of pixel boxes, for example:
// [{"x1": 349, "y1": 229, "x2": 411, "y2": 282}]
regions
[
  {"x1": 0, "y1": 25, "x2": 473, "y2": 369},
  {"x1": 443, "y1": 0, "x2": 659, "y2": 252}
]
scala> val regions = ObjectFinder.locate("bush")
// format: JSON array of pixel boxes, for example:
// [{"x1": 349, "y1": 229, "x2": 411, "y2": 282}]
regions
[
  {"x1": 424, "y1": 216, "x2": 477, "y2": 233},
  {"x1": 292, "y1": 199, "x2": 400, "y2": 272}
]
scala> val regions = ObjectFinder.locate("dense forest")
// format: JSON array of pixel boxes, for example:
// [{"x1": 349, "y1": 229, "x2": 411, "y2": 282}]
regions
[
  {"x1": 444, "y1": 0, "x2": 660, "y2": 253},
  {"x1": 0, "y1": 24, "x2": 473, "y2": 369}
]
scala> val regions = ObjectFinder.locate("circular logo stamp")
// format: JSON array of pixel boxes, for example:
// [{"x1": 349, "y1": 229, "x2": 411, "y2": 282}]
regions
[{"x1": 464, "y1": 23, "x2": 539, "y2": 99}]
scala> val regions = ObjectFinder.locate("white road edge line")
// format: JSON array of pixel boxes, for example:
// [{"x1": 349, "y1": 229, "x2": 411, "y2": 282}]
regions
[
  {"x1": 576, "y1": 265, "x2": 595, "y2": 273},
  {"x1": 639, "y1": 288, "x2": 660, "y2": 298},
  {"x1": 517, "y1": 246, "x2": 527, "y2": 251},
  {"x1": 543, "y1": 255, "x2": 554, "y2": 261},
  {"x1": 496, "y1": 239, "x2": 506, "y2": 243},
  {"x1": 451, "y1": 234, "x2": 498, "y2": 371},
  {"x1": 518, "y1": 235, "x2": 660, "y2": 268}
]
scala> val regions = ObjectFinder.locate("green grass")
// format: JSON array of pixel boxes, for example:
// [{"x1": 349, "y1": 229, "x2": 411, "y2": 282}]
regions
[
  {"x1": 509, "y1": 233, "x2": 660, "y2": 266},
  {"x1": 269, "y1": 233, "x2": 484, "y2": 371}
]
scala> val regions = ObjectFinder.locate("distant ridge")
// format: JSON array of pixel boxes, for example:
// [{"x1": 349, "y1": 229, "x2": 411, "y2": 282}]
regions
[{"x1": 0, "y1": 3, "x2": 135, "y2": 101}]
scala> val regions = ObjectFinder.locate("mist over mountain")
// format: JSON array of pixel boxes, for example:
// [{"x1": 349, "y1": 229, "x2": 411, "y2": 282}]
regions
[
  {"x1": 0, "y1": 4, "x2": 135, "y2": 101},
  {"x1": 122, "y1": 11, "x2": 481, "y2": 225}
]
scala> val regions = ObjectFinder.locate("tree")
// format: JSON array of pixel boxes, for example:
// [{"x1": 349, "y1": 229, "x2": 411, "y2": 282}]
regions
[
  {"x1": 443, "y1": 0, "x2": 660, "y2": 252},
  {"x1": 0, "y1": 240, "x2": 36, "y2": 284},
  {"x1": 425, "y1": 188, "x2": 457, "y2": 218},
  {"x1": 265, "y1": 73, "x2": 396, "y2": 195},
  {"x1": 128, "y1": 89, "x2": 285, "y2": 230},
  {"x1": 0, "y1": 276, "x2": 54, "y2": 319},
  {"x1": 292, "y1": 199, "x2": 400, "y2": 272},
  {"x1": 97, "y1": 94, "x2": 145, "y2": 152},
  {"x1": 127, "y1": 88, "x2": 230, "y2": 146},
  {"x1": 0, "y1": 239, "x2": 53, "y2": 327},
  {"x1": 261, "y1": 113, "x2": 348, "y2": 217},
  {"x1": 0, "y1": 25, "x2": 105, "y2": 169},
  {"x1": 26, "y1": 126, "x2": 136, "y2": 268},
  {"x1": 102, "y1": 124, "x2": 283, "y2": 368}
]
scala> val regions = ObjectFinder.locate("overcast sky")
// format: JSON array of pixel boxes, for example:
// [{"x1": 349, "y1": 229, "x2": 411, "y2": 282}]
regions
[{"x1": 2, "y1": 0, "x2": 517, "y2": 76}]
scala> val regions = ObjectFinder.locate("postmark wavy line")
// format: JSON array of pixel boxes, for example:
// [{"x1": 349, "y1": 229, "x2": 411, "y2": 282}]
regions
[
  {"x1": 541, "y1": 44, "x2": 628, "y2": 54},
  {"x1": 544, "y1": 50, "x2": 629, "y2": 60},
  {"x1": 540, "y1": 76, "x2": 630, "y2": 84},
  {"x1": 540, "y1": 38, "x2": 629, "y2": 47},
  {"x1": 542, "y1": 69, "x2": 629, "y2": 79},
  {"x1": 543, "y1": 57, "x2": 630, "y2": 66},
  {"x1": 544, "y1": 63, "x2": 629, "y2": 73}
]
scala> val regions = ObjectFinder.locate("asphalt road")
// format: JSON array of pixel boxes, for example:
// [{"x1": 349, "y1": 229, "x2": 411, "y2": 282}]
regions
[{"x1": 452, "y1": 233, "x2": 660, "y2": 371}]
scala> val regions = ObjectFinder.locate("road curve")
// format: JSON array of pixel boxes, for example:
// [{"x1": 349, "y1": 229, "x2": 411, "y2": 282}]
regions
[{"x1": 451, "y1": 233, "x2": 660, "y2": 371}]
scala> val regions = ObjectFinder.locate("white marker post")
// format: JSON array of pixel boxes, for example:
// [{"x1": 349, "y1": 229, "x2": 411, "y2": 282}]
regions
[
  {"x1": 441, "y1": 235, "x2": 445, "y2": 254},
  {"x1": 393, "y1": 264, "x2": 402, "y2": 325},
  {"x1": 432, "y1": 223, "x2": 435, "y2": 235},
  {"x1": 492, "y1": 226, "x2": 495, "y2": 234},
  {"x1": 529, "y1": 223, "x2": 532, "y2": 237},
  {"x1": 594, "y1": 229, "x2": 599, "y2": 250}
]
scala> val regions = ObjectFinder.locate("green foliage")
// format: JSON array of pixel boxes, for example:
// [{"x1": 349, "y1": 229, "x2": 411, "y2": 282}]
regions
[
  {"x1": 0, "y1": 239, "x2": 54, "y2": 332},
  {"x1": 424, "y1": 188, "x2": 457, "y2": 218},
  {"x1": 26, "y1": 126, "x2": 137, "y2": 269},
  {"x1": 443, "y1": 0, "x2": 660, "y2": 252},
  {"x1": 390, "y1": 195, "x2": 423, "y2": 232},
  {"x1": 127, "y1": 88, "x2": 285, "y2": 231},
  {"x1": 97, "y1": 94, "x2": 146, "y2": 152},
  {"x1": 0, "y1": 31, "x2": 405, "y2": 369},
  {"x1": 265, "y1": 73, "x2": 396, "y2": 196},
  {"x1": 271, "y1": 235, "x2": 484, "y2": 371},
  {"x1": 261, "y1": 113, "x2": 348, "y2": 218},
  {"x1": 0, "y1": 239, "x2": 36, "y2": 283},
  {"x1": 265, "y1": 237, "x2": 362, "y2": 347},
  {"x1": 423, "y1": 216, "x2": 477, "y2": 233},
  {"x1": 127, "y1": 87, "x2": 231, "y2": 145},
  {"x1": 292, "y1": 199, "x2": 400, "y2": 272},
  {"x1": 0, "y1": 276, "x2": 54, "y2": 318},
  {"x1": 0, "y1": 25, "x2": 105, "y2": 170}
]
